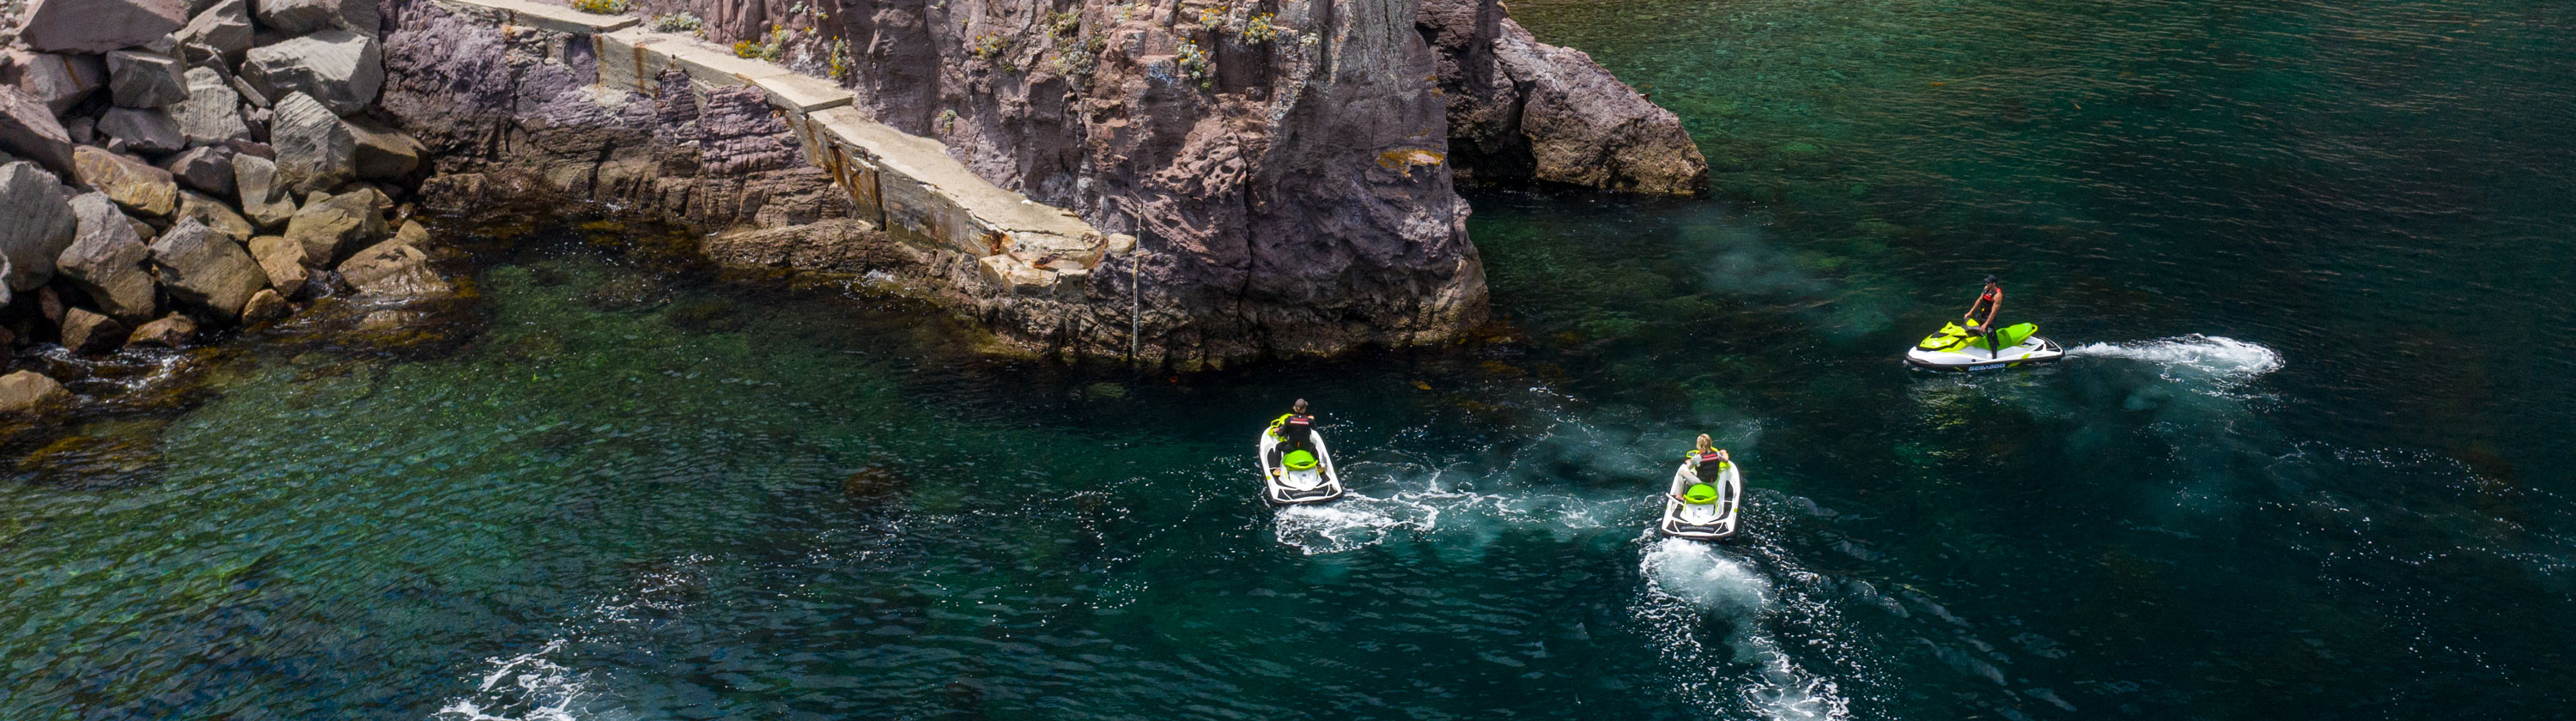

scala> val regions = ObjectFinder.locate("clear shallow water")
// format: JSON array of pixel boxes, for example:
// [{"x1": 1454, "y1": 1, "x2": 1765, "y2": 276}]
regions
[{"x1": 6, "y1": 0, "x2": 2576, "y2": 718}]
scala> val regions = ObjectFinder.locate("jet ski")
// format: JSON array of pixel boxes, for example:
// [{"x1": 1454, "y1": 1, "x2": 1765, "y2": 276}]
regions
[
  {"x1": 1256, "y1": 428, "x2": 1345, "y2": 505},
  {"x1": 1905, "y1": 321, "x2": 2064, "y2": 372},
  {"x1": 1660, "y1": 457, "x2": 1744, "y2": 540}
]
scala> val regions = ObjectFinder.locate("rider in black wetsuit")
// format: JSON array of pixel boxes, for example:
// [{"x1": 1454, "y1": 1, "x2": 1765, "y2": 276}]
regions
[
  {"x1": 1962, "y1": 275, "x2": 2004, "y2": 357},
  {"x1": 1268, "y1": 399, "x2": 1315, "y2": 452}
]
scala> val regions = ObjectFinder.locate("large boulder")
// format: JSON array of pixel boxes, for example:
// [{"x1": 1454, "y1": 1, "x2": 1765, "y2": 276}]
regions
[
  {"x1": 56, "y1": 192, "x2": 160, "y2": 324},
  {"x1": 17, "y1": 0, "x2": 185, "y2": 54},
  {"x1": 3, "y1": 50, "x2": 105, "y2": 114},
  {"x1": 72, "y1": 146, "x2": 179, "y2": 218},
  {"x1": 337, "y1": 238, "x2": 448, "y2": 295},
  {"x1": 253, "y1": 0, "x2": 380, "y2": 35},
  {"x1": 147, "y1": 218, "x2": 268, "y2": 319},
  {"x1": 126, "y1": 312, "x2": 197, "y2": 348},
  {"x1": 0, "y1": 370, "x2": 72, "y2": 412},
  {"x1": 245, "y1": 234, "x2": 306, "y2": 295},
  {"x1": 0, "y1": 88, "x2": 74, "y2": 174},
  {"x1": 164, "y1": 145, "x2": 235, "y2": 198},
  {"x1": 231, "y1": 154, "x2": 295, "y2": 227},
  {"x1": 282, "y1": 190, "x2": 382, "y2": 264},
  {"x1": 173, "y1": 67, "x2": 251, "y2": 148},
  {"x1": 96, "y1": 106, "x2": 187, "y2": 154},
  {"x1": 240, "y1": 287, "x2": 288, "y2": 323},
  {"x1": 345, "y1": 116, "x2": 422, "y2": 180},
  {"x1": 105, "y1": 50, "x2": 188, "y2": 108},
  {"x1": 1420, "y1": 0, "x2": 1708, "y2": 194},
  {"x1": 175, "y1": 191, "x2": 254, "y2": 240},
  {"x1": 268, "y1": 92, "x2": 354, "y2": 195},
  {"x1": 0, "y1": 161, "x2": 77, "y2": 292},
  {"x1": 240, "y1": 31, "x2": 382, "y2": 116},
  {"x1": 59, "y1": 307, "x2": 127, "y2": 354},
  {"x1": 176, "y1": 0, "x2": 257, "y2": 66}
]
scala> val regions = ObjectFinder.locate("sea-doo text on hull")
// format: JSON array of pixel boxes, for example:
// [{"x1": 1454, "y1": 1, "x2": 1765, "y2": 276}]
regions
[
  {"x1": 1906, "y1": 322, "x2": 2066, "y2": 372},
  {"x1": 1257, "y1": 430, "x2": 1346, "y2": 505}
]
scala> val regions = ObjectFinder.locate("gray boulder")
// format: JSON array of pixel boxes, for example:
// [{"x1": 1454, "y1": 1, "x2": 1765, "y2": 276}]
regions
[
  {"x1": 0, "y1": 161, "x2": 77, "y2": 291},
  {"x1": 72, "y1": 146, "x2": 179, "y2": 218},
  {"x1": 177, "y1": 0, "x2": 256, "y2": 65},
  {"x1": 57, "y1": 192, "x2": 160, "y2": 324},
  {"x1": 269, "y1": 92, "x2": 354, "y2": 195},
  {"x1": 173, "y1": 67, "x2": 251, "y2": 148},
  {"x1": 164, "y1": 145, "x2": 235, "y2": 198},
  {"x1": 253, "y1": 0, "x2": 379, "y2": 35},
  {"x1": 175, "y1": 191, "x2": 254, "y2": 240},
  {"x1": 148, "y1": 218, "x2": 268, "y2": 319},
  {"x1": 0, "y1": 88, "x2": 73, "y2": 173},
  {"x1": 3, "y1": 50, "x2": 105, "y2": 114},
  {"x1": 126, "y1": 312, "x2": 197, "y2": 348},
  {"x1": 283, "y1": 190, "x2": 382, "y2": 265},
  {"x1": 232, "y1": 154, "x2": 295, "y2": 227},
  {"x1": 96, "y1": 106, "x2": 187, "y2": 154},
  {"x1": 337, "y1": 239, "x2": 448, "y2": 295},
  {"x1": 246, "y1": 234, "x2": 306, "y2": 295},
  {"x1": 346, "y1": 116, "x2": 422, "y2": 180},
  {"x1": 240, "y1": 31, "x2": 382, "y2": 116},
  {"x1": 105, "y1": 50, "x2": 188, "y2": 108},
  {"x1": 60, "y1": 307, "x2": 127, "y2": 354},
  {"x1": 0, "y1": 370, "x2": 72, "y2": 412},
  {"x1": 17, "y1": 0, "x2": 185, "y2": 54}
]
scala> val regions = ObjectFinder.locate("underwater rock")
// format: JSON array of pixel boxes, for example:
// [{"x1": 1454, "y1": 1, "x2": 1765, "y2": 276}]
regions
[
  {"x1": 841, "y1": 465, "x2": 912, "y2": 504},
  {"x1": 581, "y1": 275, "x2": 669, "y2": 312},
  {"x1": 660, "y1": 297, "x2": 743, "y2": 333},
  {"x1": 0, "y1": 370, "x2": 72, "y2": 411}
]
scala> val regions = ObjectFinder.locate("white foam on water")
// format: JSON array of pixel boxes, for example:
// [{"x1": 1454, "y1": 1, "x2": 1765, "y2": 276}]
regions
[
  {"x1": 2067, "y1": 335, "x2": 2283, "y2": 387},
  {"x1": 1273, "y1": 494, "x2": 1442, "y2": 554},
  {"x1": 432, "y1": 639, "x2": 625, "y2": 721},
  {"x1": 1636, "y1": 537, "x2": 1851, "y2": 721}
]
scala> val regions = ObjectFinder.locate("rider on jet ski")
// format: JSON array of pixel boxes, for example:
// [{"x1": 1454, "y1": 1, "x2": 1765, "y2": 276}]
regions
[
  {"x1": 1267, "y1": 399, "x2": 1316, "y2": 451},
  {"x1": 1961, "y1": 275, "x2": 2004, "y2": 356},
  {"x1": 1670, "y1": 434, "x2": 1731, "y2": 505}
]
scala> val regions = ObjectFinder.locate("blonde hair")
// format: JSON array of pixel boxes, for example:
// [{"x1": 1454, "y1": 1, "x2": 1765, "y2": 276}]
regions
[{"x1": 1695, "y1": 433, "x2": 1713, "y2": 452}]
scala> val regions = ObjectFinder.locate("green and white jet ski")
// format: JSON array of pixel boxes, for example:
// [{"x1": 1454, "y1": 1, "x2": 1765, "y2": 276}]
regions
[
  {"x1": 1660, "y1": 457, "x2": 1744, "y2": 540},
  {"x1": 1257, "y1": 428, "x2": 1345, "y2": 505},
  {"x1": 1906, "y1": 322, "x2": 2064, "y2": 372}
]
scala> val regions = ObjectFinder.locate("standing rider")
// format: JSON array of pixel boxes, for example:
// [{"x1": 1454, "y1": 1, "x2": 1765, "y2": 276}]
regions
[
  {"x1": 1961, "y1": 275, "x2": 2004, "y2": 357},
  {"x1": 1671, "y1": 434, "x2": 1731, "y2": 505},
  {"x1": 1268, "y1": 399, "x2": 1316, "y2": 452}
]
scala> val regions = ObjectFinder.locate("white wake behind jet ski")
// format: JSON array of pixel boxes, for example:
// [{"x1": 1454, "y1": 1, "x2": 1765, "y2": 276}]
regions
[
  {"x1": 1905, "y1": 321, "x2": 2064, "y2": 372},
  {"x1": 1660, "y1": 458, "x2": 1744, "y2": 540},
  {"x1": 1256, "y1": 429, "x2": 1345, "y2": 505}
]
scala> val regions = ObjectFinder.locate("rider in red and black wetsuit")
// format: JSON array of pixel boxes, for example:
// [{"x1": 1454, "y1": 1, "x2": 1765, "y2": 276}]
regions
[{"x1": 1962, "y1": 275, "x2": 2004, "y2": 357}]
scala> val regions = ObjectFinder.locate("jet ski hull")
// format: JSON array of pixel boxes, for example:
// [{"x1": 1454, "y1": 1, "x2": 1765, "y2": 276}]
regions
[
  {"x1": 1257, "y1": 431, "x2": 1346, "y2": 505},
  {"x1": 1660, "y1": 460, "x2": 1743, "y2": 540},
  {"x1": 1905, "y1": 336, "x2": 2065, "y2": 372}
]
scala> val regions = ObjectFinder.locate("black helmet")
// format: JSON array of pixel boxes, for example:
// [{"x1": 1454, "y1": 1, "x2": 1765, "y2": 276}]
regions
[{"x1": 1984, "y1": 274, "x2": 2000, "y2": 284}]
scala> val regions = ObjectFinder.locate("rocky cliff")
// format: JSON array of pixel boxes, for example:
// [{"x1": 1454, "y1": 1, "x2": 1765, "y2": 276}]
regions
[{"x1": 1418, "y1": 0, "x2": 1706, "y2": 194}]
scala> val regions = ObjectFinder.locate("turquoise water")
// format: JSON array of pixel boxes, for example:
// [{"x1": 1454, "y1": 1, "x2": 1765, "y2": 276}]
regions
[{"x1": 6, "y1": 0, "x2": 2576, "y2": 718}]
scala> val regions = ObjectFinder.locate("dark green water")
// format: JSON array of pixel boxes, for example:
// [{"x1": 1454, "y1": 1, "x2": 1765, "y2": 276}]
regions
[{"x1": 7, "y1": 0, "x2": 2576, "y2": 718}]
